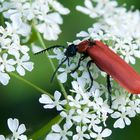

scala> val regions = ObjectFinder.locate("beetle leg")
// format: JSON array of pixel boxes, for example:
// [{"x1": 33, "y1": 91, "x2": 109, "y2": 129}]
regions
[
  {"x1": 86, "y1": 60, "x2": 94, "y2": 91},
  {"x1": 51, "y1": 57, "x2": 68, "y2": 82},
  {"x1": 67, "y1": 57, "x2": 70, "y2": 66},
  {"x1": 70, "y1": 54, "x2": 87, "y2": 74},
  {"x1": 107, "y1": 74, "x2": 112, "y2": 107},
  {"x1": 130, "y1": 94, "x2": 133, "y2": 100}
]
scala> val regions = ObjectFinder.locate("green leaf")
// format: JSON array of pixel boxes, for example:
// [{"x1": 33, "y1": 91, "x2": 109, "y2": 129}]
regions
[{"x1": 30, "y1": 115, "x2": 61, "y2": 140}]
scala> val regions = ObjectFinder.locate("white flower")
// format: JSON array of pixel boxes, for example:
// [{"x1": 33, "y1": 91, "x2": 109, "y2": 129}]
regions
[
  {"x1": 33, "y1": 0, "x2": 70, "y2": 40},
  {"x1": 57, "y1": 63, "x2": 75, "y2": 83},
  {"x1": 1, "y1": 0, "x2": 70, "y2": 41},
  {"x1": 111, "y1": 90, "x2": 130, "y2": 110},
  {"x1": 0, "y1": 53, "x2": 15, "y2": 72},
  {"x1": 67, "y1": 94, "x2": 82, "y2": 109},
  {"x1": 39, "y1": 91, "x2": 67, "y2": 111},
  {"x1": 46, "y1": 124, "x2": 72, "y2": 140},
  {"x1": 90, "y1": 127, "x2": 112, "y2": 140},
  {"x1": 127, "y1": 99, "x2": 140, "y2": 117},
  {"x1": 15, "y1": 54, "x2": 34, "y2": 76},
  {"x1": 73, "y1": 126, "x2": 90, "y2": 140},
  {"x1": 88, "y1": 114, "x2": 101, "y2": 130},
  {"x1": 0, "y1": 22, "x2": 34, "y2": 85},
  {"x1": 36, "y1": 14, "x2": 62, "y2": 41},
  {"x1": 7, "y1": 118, "x2": 27, "y2": 140},
  {"x1": 60, "y1": 109, "x2": 75, "y2": 127},
  {"x1": 73, "y1": 108, "x2": 91, "y2": 124},
  {"x1": 111, "y1": 110, "x2": 131, "y2": 129},
  {"x1": 48, "y1": 48, "x2": 65, "y2": 61},
  {"x1": 39, "y1": 94, "x2": 55, "y2": 109},
  {"x1": 9, "y1": 15, "x2": 31, "y2": 37},
  {"x1": 70, "y1": 80, "x2": 86, "y2": 95},
  {"x1": 76, "y1": 0, "x2": 99, "y2": 18}
]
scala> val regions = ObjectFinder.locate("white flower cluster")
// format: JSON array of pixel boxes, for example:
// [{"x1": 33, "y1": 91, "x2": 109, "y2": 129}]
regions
[
  {"x1": 38, "y1": 0, "x2": 140, "y2": 139},
  {"x1": 39, "y1": 81, "x2": 140, "y2": 140},
  {"x1": 1, "y1": 0, "x2": 70, "y2": 40},
  {"x1": 0, "y1": 23, "x2": 33, "y2": 85},
  {"x1": 76, "y1": 0, "x2": 140, "y2": 64},
  {"x1": 0, "y1": 118, "x2": 27, "y2": 140},
  {"x1": 0, "y1": 0, "x2": 69, "y2": 85},
  {"x1": 40, "y1": 81, "x2": 112, "y2": 140}
]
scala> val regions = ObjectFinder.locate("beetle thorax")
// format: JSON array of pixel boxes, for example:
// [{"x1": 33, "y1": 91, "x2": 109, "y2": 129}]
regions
[{"x1": 76, "y1": 40, "x2": 95, "y2": 53}]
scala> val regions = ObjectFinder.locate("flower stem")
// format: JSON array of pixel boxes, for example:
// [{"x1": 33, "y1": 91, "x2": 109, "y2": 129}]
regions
[
  {"x1": 0, "y1": 13, "x2": 5, "y2": 26},
  {"x1": 33, "y1": 24, "x2": 67, "y2": 99},
  {"x1": 10, "y1": 73, "x2": 54, "y2": 99}
]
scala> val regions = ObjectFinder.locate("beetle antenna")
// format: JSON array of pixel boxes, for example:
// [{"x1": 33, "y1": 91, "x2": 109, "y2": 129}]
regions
[
  {"x1": 34, "y1": 45, "x2": 65, "y2": 55},
  {"x1": 51, "y1": 57, "x2": 68, "y2": 82}
]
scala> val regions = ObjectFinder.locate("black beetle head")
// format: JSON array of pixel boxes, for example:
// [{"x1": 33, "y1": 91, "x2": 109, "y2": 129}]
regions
[{"x1": 64, "y1": 44, "x2": 77, "y2": 57}]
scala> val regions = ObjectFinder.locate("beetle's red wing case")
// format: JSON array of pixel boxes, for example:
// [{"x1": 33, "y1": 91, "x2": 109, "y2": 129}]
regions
[{"x1": 86, "y1": 40, "x2": 140, "y2": 94}]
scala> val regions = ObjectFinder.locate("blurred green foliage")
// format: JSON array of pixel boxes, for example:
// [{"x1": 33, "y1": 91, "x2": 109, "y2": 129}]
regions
[{"x1": 0, "y1": 0, "x2": 140, "y2": 140}]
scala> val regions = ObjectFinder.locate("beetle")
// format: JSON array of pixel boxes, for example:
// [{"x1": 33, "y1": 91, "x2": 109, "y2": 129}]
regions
[{"x1": 35, "y1": 39, "x2": 140, "y2": 105}]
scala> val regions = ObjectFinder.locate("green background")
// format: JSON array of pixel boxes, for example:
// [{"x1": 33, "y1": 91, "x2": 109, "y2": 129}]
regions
[{"x1": 0, "y1": 0, "x2": 140, "y2": 139}]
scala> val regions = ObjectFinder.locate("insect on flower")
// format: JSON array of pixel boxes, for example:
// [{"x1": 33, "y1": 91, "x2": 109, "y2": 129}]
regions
[{"x1": 35, "y1": 40, "x2": 140, "y2": 105}]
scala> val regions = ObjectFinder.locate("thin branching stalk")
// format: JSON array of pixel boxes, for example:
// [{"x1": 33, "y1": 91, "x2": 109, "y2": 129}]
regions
[
  {"x1": 32, "y1": 23, "x2": 67, "y2": 99},
  {"x1": 10, "y1": 73, "x2": 54, "y2": 99}
]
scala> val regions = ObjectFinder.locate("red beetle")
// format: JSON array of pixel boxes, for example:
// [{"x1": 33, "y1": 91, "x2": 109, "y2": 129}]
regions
[
  {"x1": 36, "y1": 40, "x2": 140, "y2": 104},
  {"x1": 76, "y1": 40, "x2": 140, "y2": 94}
]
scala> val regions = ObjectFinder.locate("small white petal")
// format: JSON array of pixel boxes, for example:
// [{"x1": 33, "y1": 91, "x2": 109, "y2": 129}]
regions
[
  {"x1": 52, "y1": 124, "x2": 61, "y2": 132},
  {"x1": 8, "y1": 118, "x2": 19, "y2": 133},
  {"x1": 46, "y1": 133, "x2": 61, "y2": 140},
  {"x1": 18, "y1": 135, "x2": 27, "y2": 140},
  {"x1": 0, "y1": 135, "x2": 6, "y2": 140},
  {"x1": 124, "y1": 117, "x2": 131, "y2": 126},
  {"x1": 73, "y1": 116, "x2": 81, "y2": 123},
  {"x1": 16, "y1": 65, "x2": 25, "y2": 76},
  {"x1": 90, "y1": 132, "x2": 97, "y2": 138},
  {"x1": 101, "y1": 129, "x2": 112, "y2": 138},
  {"x1": 44, "y1": 104, "x2": 55, "y2": 109},
  {"x1": 85, "y1": 0, "x2": 93, "y2": 9},
  {"x1": 22, "y1": 62, "x2": 34, "y2": 71},
  {"x1": 0, "y1": 72, "x2": 10, "y2": 85},
  {"x1": 111, "y1": 112, "x2": 121, "y2": 118},
  {"x1": 51, "y1": 1, "x2": 70, "y2": 15},
  {"x1": 39, "y1": 94, "x2": 53, "y2": 104},
  {"x1": 58, "y1": 72, "x2": 67, "y2": 83},
  {"x1": 56, "y1": 105, "x2": 63, "y2": 111},
  {"x1": 54, "y1": 91, "x2": 61, "y2": 101},
  {"x1": 17, "y1": 124, "x2": 26, "y2": 135},
  {"x1": 76, "y1": 6, "x2": 91, "y2": 15},
  {"x1": 114, "y1": 118, "x2": 125, "y2": 129},
  {"x1": 76, "y1": 31, "x2": 89, "y2": 37}
]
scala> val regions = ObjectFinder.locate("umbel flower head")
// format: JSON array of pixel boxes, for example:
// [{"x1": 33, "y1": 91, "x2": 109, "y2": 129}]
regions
[
  {"x1": 38, "y1": 0, "x2": 140, "y2": 139},
  {"x1": 0, "y1": 118, "x2": 27, "y2": 140},
  {"x1": 0, "y1": 23, "x2": 33, "y2": 85},
  {"x1": 0, "y1": 0, "x2": 70, "y2": 85},
  {"x1": 39, "y1": 80, "x2": 140, "y2": 140},
  {"x1": 1, "y1": 0, "x2": 70, "y2": 41}
]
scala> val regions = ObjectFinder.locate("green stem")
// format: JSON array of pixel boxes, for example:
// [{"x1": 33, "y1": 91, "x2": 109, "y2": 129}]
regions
[
  {"x1": 30, "y1": 115, "x2": 62, "y2": 139},
  {"x1": 0, "y1": 12, "x2": 5, "y2": 26},
  {"x1": 10, "y1": 73, "x2": 54, "y2": 99},
  {"x1": 33, "y1": 24, "x2": 67, "y2": 99}
]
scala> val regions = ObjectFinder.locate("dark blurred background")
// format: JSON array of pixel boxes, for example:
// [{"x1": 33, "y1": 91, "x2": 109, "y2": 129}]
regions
[{"x1": 0, "y1": 0, "x2": 140, "y2": 139}]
